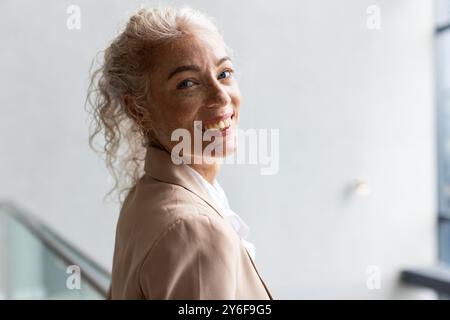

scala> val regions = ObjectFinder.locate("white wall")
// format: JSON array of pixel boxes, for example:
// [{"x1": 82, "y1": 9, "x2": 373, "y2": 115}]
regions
[{"x1": 0, "y1": 0, "x2": 437, "y2": 299}]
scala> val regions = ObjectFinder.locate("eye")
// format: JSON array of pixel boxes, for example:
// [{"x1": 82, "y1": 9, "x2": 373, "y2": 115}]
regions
[
  {"x1": 177, "y1": 79, "x2": 196, "y2": 89},
  {"x1": 218, "y1": 69, "x2": 234, "y2": 80}
]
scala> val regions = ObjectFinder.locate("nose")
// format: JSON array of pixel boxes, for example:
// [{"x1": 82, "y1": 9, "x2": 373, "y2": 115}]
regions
[{"x1": 205, "y1": 80, "x2": 231, "y2": 109}]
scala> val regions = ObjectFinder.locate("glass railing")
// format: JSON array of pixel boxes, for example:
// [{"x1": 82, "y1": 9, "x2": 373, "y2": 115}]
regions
[{"x1": 0, "y1": 201, "x2": 111, "y2": 299}]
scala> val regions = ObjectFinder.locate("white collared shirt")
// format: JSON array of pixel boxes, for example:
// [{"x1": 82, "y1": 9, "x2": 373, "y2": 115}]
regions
[{"x1": 184, "y1": 165, "x2": 256, "y2": 261}]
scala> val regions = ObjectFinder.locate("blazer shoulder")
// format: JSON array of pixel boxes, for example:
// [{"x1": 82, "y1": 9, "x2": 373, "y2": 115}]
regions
[
  {"x1": 114, "y1": 175, "x2": 220, "y2": 271},
  {"x1": 138, "y1": 214, "x2": 241, "y2": 299},
  {"x1": 146, "y1": 213, "x2": 237, "y2": 254},
  {"x1": 134, "y1": 175, "x2": 207, "y2": 212},
  {"x1": 120, "y1": 175, "x2": 205, "y2": 225}
]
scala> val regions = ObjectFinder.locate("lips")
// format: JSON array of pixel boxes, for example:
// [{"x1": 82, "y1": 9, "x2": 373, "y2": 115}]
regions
[{"x1": 201, "y1": 112, "x2": 235, "y2": 132}]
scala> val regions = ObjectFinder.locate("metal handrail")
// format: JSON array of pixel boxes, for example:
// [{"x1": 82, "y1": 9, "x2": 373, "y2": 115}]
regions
[
  {"x1": 0, "y1": 201, "x2": 111, "y2": 298},
  {"x1": 401, "y1": 265, "x2": 450, "y2": 296},
  {"x1": 437, "y1": 23, "x2": 450, "y2": 34}
]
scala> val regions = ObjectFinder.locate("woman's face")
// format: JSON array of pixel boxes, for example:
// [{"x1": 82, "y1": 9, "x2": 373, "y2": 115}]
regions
[{"x1": 145, "y1": 29, "x2": 241, "y2": 162}]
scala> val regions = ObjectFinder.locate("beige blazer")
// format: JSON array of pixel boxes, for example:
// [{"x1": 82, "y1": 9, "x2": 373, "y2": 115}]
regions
[{"x1": 109, "y1": 146, "x2": 273, "y2": 299}]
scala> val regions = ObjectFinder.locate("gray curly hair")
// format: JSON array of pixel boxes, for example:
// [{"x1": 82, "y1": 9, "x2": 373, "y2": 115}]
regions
[{"x1": 86, "y1": 6, "x2": 228, "y2": 203}]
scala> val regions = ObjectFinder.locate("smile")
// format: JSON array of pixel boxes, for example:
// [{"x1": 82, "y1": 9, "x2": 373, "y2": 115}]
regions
[
  {"x1": 204, "y1": 117, "x2": 232, "y2": 131},
  {"x1": 201, "y1": 113, "x2": 234, "y2": 132}
]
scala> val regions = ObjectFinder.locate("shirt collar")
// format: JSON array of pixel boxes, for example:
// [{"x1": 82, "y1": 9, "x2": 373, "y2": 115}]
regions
[
  {"x1": 183, "y1": 165, "x2": 251, "y2": 241},
  {"x1": 183, "y1": 165, "x2": 229, "y2": 211},
  {"x1": 143, "y1": 146, "x2": 251, "y2": 240},
  {"x1": 143, "y1": 146, "x2": 227, "y2": 221}
]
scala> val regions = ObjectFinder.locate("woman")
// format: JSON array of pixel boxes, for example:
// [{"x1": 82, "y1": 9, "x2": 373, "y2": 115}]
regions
[{"x1": 87, "y1": 6, "x2": 273, "y2": 300}]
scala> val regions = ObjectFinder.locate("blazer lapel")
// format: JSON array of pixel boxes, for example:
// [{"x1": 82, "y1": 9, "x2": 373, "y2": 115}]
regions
[
  {"x1": 143, "y1": 146, "x2": 227, "y2": 221},
  {"x1": 144, "y1": 146, "x2": 274, "y2": 299}
]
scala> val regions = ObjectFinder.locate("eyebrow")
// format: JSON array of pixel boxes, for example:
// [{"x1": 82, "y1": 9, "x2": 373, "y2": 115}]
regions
[{"x1": 167, "y1": 56, "x2": 232, "y2": 80}]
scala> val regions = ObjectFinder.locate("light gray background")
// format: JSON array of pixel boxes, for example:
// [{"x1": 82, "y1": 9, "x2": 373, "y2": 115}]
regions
[{"x1": 0, "y1": 0, "x2": 437, "y2": 298}]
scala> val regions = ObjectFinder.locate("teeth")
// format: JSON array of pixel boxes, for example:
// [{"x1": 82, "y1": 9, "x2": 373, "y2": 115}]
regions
[{"x1": 204, "y1": 116, "x2": 232, "y2": 131}]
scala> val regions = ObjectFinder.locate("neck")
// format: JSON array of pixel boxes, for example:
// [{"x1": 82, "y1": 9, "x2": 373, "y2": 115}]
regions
[{"x1": 188, "y1": 161, "x2": 220, "y2": 185}]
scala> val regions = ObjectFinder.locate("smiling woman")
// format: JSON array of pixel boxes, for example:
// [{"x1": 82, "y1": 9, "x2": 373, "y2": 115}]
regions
[{"x1": 86, "y1": 6, "x2": 273, "y2": 300}]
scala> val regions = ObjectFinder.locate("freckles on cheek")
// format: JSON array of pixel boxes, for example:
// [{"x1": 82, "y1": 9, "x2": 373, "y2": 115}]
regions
[
  {"x1": 161, "y1": 90, "x2": 203, "y2": 130},
  {"x1": 172, "y1": 98, "x2": 201, "y2": 116},
  {"x1": 163, "y1": 108, "x2": 196, "y2": 132}
]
